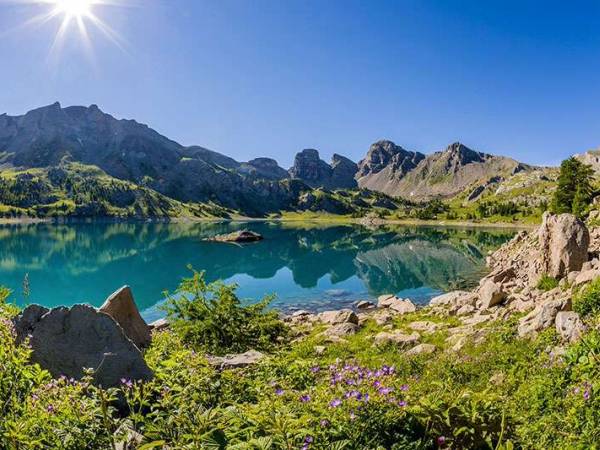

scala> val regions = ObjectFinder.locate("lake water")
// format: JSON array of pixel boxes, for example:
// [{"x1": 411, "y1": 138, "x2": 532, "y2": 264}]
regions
[{"x1": 0, "y1": 222, "x2": 516, "y2": 322}]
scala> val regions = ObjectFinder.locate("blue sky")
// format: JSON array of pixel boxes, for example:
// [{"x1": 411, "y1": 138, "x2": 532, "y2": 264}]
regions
[{"x1": 0, "y1": 0, "x2": 599, "y2": 167}]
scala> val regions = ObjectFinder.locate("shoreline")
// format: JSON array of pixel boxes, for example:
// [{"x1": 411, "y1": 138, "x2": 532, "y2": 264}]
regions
[{"x1": 0, "y1": 215, "x2": 538, "y2": 229}]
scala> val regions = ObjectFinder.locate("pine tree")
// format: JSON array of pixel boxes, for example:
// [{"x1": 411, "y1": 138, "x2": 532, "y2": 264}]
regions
[{"x1": 551, "y1": 157, "x2": 594, "y2": 218}]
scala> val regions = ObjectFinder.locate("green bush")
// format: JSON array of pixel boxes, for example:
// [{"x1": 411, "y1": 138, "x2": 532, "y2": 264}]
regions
[
  {"x1": 162, "y1": 268, "x2": 288, "y2": 355},
  {"x1": 573, "y1": 277, "x2": 600, "y2": 317},
  {"x1": 536, "y1": 274, "x2": 559, "y2": 292}
]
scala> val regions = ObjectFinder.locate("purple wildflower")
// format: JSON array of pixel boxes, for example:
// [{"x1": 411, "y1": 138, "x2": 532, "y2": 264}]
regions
[
  {"x1": 378, "y1": 387, "x2": 393, "y2": 395},
  {"x1": 437, "y1": 436, "x2": 446, "y2": 446},
  {"x1": 275, "y1": 388, "x2": 285, "y2": 396},
  {"x1": 329, "y1": 398, "x2": 342, "y2": 408},
  {"x1": 400, "y1": 384, "x2": 409, "y2": 391},
  {"x1": 300, "y1": 394, "x2": 311, "y2": 402},
  {"x1": 319, "y1": 419, "x2": 330, "y2": 428},
  {"x1": 120, "y1": 378, "x2": 133, "y2": 389},
  {"x1": 398, "y1": 400, "x2": 407, "y2": 407},
  {"x1": 46, "y1": 404, "x2": 55, "y2": 414},
  {"x1": 310, "y1": 366, "x2": 320, "y2": 373},
  {"x1": 584, "y1": 390, "x2": 591, "y2": 401}
]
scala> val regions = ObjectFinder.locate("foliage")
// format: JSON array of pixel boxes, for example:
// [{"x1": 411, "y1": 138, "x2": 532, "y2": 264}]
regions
[
  {"x1": 551, "y1": 157, "x2": 595, "y2": 218},
  {"x1": 573, "y1": 277, "x2": 600, "y2": 317},
  {"x1": 415, "y1": 199, "x2": 448, "y2": 220},
  {"x1": 5, "y1": 272, "x2": 600, "y2": 448},
  {"x1": 536, "y1": 274, "x2": 559, "y2": 292},
  {"x1": 162, "y1": 268, "x2": 288, "y2": 355}
]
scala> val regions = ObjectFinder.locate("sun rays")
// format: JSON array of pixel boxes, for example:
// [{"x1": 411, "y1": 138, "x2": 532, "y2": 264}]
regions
[{"x1": 1, "y1": 0, "x2": 128, "y2": 63}]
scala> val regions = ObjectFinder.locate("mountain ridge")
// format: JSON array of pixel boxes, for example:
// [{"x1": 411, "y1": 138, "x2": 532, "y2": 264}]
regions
[{"x1": 0, "y1": 102, "x2": 558, "y2": 218}]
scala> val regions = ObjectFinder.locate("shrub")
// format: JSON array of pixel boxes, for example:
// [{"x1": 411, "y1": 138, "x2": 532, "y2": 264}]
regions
[
  {"x1": 162, "y1": 267, "x2": 288, "y2": 355},
  {"x1": 536, "y1": 274, "x2": 559, "y2": 292},
  {"x1": 573, "y1": 277, "x2": 600, "y2": 317}
]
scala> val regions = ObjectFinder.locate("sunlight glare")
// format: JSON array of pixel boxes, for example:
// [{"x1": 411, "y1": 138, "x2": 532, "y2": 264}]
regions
[{"x1": 53, "y1": 0, "x2": 94, "y2": 18}]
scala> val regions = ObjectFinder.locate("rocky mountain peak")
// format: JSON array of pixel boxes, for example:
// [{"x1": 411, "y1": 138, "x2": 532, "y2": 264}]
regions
[
  {"x1": 289, "y1": 149, "x2": 357, "y2": 189},
  {"x1": 357, "y1": 140, "x2": 425, "y2": 179}
]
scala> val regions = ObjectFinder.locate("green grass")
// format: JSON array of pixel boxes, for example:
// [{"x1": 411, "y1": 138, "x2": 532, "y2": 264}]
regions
[{"x1": 537, "y1": 274, "x2": 560, "y2": 291}]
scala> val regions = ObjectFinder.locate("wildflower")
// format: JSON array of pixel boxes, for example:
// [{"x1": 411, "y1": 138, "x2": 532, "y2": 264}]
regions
[
  {"x1": 310, "y1": 366, "x2": 320, "y2": 373},
  {"x1": 400, "y1": 384, "x2": 409, "y2": 391},
  {"x1": 398, "y1": 400, "x2": 407, "y2": 407},
  {"x1": 329, "y1": 398, "x2": 342, "y2": 408},
  {"x1": 300, "y1": 394, "x2": 311, "y2": 402},
  {"x1": 378, "y1": 386, "x2": 393, "y2": 395},
  {"x1": 120, "y1": 378, "x2": 133, "y2": 389},
  {"x1": 319, "y1": 419, "x2": 330, "y2": 428},
  {"x1": 584, "y1": 390, "x2": 591, "y2": 401},
  {"x1": 46, "y1": 404, "x2": 55, "y2": 414},
  {"x1": 437, "y1": 436, "x2": 446, "y2": 446},
  {"x1": 304, "y1": 436, "x2": 313, "y2": 443},
  {"x1": 275, "y1": 388, "x2": 285, "y2": 396},
  {"x1": 349, "y1": 411, "x2": 356, "y2": 420}
]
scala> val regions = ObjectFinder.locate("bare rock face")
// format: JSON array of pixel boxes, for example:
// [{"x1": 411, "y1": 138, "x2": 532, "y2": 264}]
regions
[
  {"x1": 323, "y1": 322, "x2": 359, "y2": 337},
  {"x1": 14, "y1": 304, "x2": 153, "y2": 388},
  {"x1": 535, "y1": 212, "x2": 589, "y2": 280},
  {"x1": 518, "y1": 298, "x2": 571, "y2": 338},
  {"x1": 100, "y1": 286, "x2": 151, "y2": 349},
  {"x1": 555, "y1": 311, "x2": 586, "y2": 342}
]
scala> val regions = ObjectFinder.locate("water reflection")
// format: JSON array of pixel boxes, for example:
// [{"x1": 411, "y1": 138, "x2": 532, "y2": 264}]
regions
[{"x1": 0, "y1": 221, "x2": 515, "y2": 318}]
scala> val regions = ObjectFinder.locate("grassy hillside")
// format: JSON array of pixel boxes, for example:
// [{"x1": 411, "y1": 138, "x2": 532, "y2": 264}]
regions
[{"x1": 0, "y1": 163, "x2": 231, "y2": 219}]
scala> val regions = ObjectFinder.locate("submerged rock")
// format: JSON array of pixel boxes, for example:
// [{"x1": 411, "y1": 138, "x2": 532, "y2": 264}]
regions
[
  {"x1": 13, "y1": 304, "x2": 153, "y2": 388},
  {"x1": 99, "y1": 286, "x2": 151, "y2": 349}
]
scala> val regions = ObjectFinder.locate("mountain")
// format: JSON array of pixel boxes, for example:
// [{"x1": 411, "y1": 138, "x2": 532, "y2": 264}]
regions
[
  {"x1": 357, "y1": 141, "x2": 532, "y2": 201},
  {"x1": 288, "y1": 149, "x2": 358, "y2": 189},
  {"x1": 575, "y1": 149, "x2": 600, "y2": 172},
  {"x1": 356, "y1": 140, "x2": 425, "y2": 194},
  {"x1": 0, "y1": 102, "x2": 550, "y2": 219}
]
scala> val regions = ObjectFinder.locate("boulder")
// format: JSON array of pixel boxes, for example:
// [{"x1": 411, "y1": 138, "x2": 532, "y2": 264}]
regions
[
  {"x1": 207, "y1": 350, "x2": 265, "y2": 369},
  {"x1": 374, "y1": 331, "x2": 420, "y2": 347},
  {"x1": 377, "y1": 295, "x2": 416, "y2": 314},
  {"x1": 536, "y1": 212, "x2": 589, "y2": 280},
  {"x1": 206, "y1": 230, "x2": 263, "y2": 243},
  {"x1": 478, "y1": 280, "x2": 506, "y2": 309},
  {"x1": 100, "y1": 286, "x2": 151, "y2": 349},
  {"x1": 555, "y1": 311, "x2": 586, "y2": 342},
  {"x1": 323, "y1": 322, "x2": 359, "y2": 338},
  {"x1": 408, "y1": 321, "x2": 441, "y2": 333},
  {"x1": 574, "y1": 269, "x2": 600, "y2": 286},
  {"x1": 389, "y1": 299, "x2": 417, "y2": 314},
  {"x1": 318, "y1": 309, "x2": 358, "y2": 325},
  {"x1": 404, "y1": 343, "x2": 436, "y2": 356},
  {"x1": 149, "y1": 318, "x2": 169, "y2": 331},
  {"x1": 14, "y1": 304, "x2": 153, "y2": 388},
  {"x1": 373, "y1": 310, "x2": 394, "y2": 325},
  {"x1": 518, "y1": 298, "x2": 571, "y2": 337},
  {"x1": 429, "y1": 290, "x2": 471, "y2": 307},
  {"x1": 356, "y1": 300, "x2": 375, "y2": 310}
]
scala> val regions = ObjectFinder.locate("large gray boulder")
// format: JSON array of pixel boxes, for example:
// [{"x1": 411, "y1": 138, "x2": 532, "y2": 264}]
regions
[
  {"x1": 14, "y1": 304, "x2": 153, "y2": 388},
  {"x1": 518, "y1": 298, "x2": 571, "y2": 338},
  {"x1": 535, "y1": 212, "x2": 589, "y2": 280},
  {"x1": 100, "y1": 286, "x2": 151, "y2": 349}
]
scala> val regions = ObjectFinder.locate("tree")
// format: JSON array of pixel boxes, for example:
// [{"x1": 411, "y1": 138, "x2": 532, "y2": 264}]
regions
[{"x1": 551, "y1": 157, "x2": 594, "y2": 218}]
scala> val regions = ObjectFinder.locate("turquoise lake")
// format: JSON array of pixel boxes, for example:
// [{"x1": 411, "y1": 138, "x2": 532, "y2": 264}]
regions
[{"x1": 0, "y1": 222, "x2": 516, "y2": 322}]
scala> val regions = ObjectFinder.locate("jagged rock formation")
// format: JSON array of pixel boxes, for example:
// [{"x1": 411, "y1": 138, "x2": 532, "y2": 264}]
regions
[
  {"x1": 356, "y1": 140, "x2": 425, "y2": 194},
  {"x1": 289, "y1": 149, "x2": 358, "y2": 189}
]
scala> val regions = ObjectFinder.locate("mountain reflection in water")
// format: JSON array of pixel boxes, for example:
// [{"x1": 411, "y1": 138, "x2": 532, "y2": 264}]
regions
[{"x1": 0, "y1": 222, "x2": 516, "y2": 320}]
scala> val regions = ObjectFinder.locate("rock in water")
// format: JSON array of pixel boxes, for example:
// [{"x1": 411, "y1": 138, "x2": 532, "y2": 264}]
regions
[
  {"x1": 536, "y1": 212, "x2": 589, "y2": 279},
  {"x1": 100, "y1": 286, "x2": 151, "y2": 349},
  {"x1": 14, "y1": 304, "x2": 153, "y2": 388},
  {"x1": 207, "y1": 230, "x2": 263, "y2": 243}
]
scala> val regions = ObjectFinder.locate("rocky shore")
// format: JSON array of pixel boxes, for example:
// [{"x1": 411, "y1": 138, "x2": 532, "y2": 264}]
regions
[{"x1": 10, "y1": 211, "x2": 599, "y2": 384}]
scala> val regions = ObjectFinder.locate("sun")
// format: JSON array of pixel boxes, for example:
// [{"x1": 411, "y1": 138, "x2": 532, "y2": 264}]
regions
[{"x1": 52, "y1": 0, "x2": 94, "y2": 18}]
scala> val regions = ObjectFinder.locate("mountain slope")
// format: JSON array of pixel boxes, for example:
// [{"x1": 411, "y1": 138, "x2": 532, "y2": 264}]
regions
[{"x1": 358, "y1": 141, "x2": 533, "y2": 202}]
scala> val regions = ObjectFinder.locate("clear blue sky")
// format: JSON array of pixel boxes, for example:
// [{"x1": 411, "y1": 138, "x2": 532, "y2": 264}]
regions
[{"x1": 1, "y1": 0, "x2": 599, "y2": 167}]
